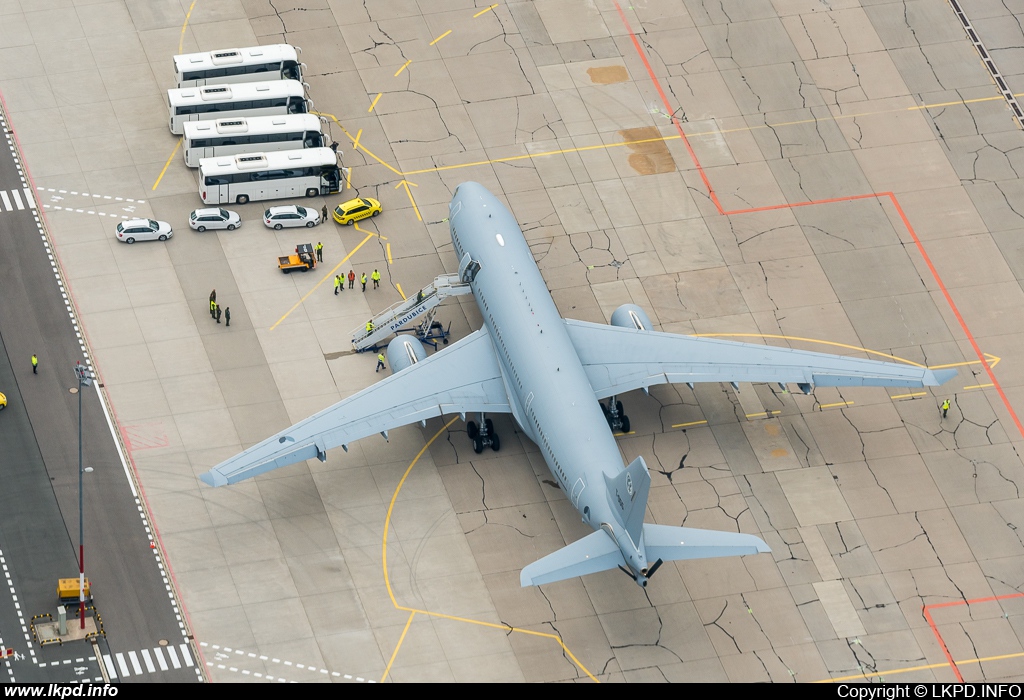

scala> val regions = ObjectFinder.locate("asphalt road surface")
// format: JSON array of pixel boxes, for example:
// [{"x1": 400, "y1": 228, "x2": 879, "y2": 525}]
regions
[{"x1": 0, "y1": 108, "x2": 199, "y2": 683}]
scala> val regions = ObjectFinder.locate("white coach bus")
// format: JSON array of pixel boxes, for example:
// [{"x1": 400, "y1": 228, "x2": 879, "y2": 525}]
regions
[
  {"x1": 198, "y1": 148, "x2": 342, "y2": 205},
  {"x1": 167, "y1": 81, "x2": 310, "y2": 135},
  {"x1": 174, "y1": 44, "x2": 304, "y2": 88},
  {"x1": 182, "y1": 115, "x2": 327, "y2": 167}
]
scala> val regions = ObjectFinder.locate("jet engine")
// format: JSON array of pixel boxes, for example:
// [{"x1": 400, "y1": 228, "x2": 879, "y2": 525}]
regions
[
  {"x1": 386, "y1": 335, "x2": 427, "y2": 374},
  {"x1": 610, "y1": 304, "x2": 652, "y2": 331}
]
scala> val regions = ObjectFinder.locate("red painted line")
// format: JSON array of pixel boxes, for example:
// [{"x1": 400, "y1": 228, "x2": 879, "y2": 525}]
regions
[
  {"x1": 924, "y1": 592, "x2": 1024, "y2": 683},
  {"x1": 613, "y1": 1, "x2": 723, "y2": 214},
  {"x1": 613, "y1": 1, "x2": 1024, "y2": 447}
]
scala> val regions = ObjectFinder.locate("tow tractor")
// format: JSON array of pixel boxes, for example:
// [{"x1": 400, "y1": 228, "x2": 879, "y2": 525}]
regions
[{"x1": 278, "y1": 243, "x2": 316, "y2": 273}]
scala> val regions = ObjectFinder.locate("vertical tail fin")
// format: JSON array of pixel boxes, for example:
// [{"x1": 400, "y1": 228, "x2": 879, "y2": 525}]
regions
[{"x1": 603, "y1": 455, "x2": 650, "y2": 546}]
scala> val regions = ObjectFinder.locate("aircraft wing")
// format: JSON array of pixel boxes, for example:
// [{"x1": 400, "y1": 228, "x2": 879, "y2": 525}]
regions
[
  {"x1": 201, "y1": 330, "x2": 510, "y2": 487},
  {"x1": 563, "y1": 319, "x2": 957, "y2": 400}
]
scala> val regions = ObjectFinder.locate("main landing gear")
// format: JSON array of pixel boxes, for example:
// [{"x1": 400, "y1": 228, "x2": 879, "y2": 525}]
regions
[
  {"x1": 467, "y1": 414, "x2": 501, "y2": 454},
  {"x1": 601, "y1": 396, "x2": 630, "y2": 433}
]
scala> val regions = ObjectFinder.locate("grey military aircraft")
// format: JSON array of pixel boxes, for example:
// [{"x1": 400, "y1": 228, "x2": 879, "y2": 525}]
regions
[{"x1": 202, "y1": 181, "x2": 956, "y2": 588}]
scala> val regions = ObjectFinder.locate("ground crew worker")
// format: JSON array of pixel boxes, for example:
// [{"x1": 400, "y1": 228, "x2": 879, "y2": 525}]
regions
[
  {"x1": 366, "y1": 320, "x2": 374, "y2": 334},
  {"x1": 334, "y1": 275, "x2": 342, "y2": 295},
  {"x1": 215, "y1": 303, "x2": 222, "y2": 324},
  {"x1": 315, "y1": 242, "x2": 324, "y2": 262},
  {"x1": 209, "y1": 289, "x2": 216, "y2": 317},
  {"x1": 348, "y1": 270, "x2": 355, "y2": 289},
  {"x1": 376, "y1": 353, "x2": 386, "y2": 373},
  {"x1": 31, "y1": 354, "x2": 38, "y2": 374},
  {"x1": 210, "y1": 296, "x2": 217, "y2": 318},
  {"x1": 941, "y1": 398, "x2": 951, "y2": 418},
  {"x1": 361, "y1": 272, "x2": 367, "y2": 291},
  {"x1": 371, "y1": 269, "x2": 381, "y2": 289},
  {"x1": 321, "y1": 205, "x2": 329, "y2": 224},
  {"x1": 225, "y1": 307, "x2": 231, "y2": 327}
]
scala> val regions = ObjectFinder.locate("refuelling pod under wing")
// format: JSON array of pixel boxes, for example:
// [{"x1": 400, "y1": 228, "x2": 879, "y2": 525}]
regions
[
  {"x1": 386, "y1": 335, "x2": 428, "y2": 374},
  {"x1": 610, "y1": 304, "x2": 653, "y2": 331}
]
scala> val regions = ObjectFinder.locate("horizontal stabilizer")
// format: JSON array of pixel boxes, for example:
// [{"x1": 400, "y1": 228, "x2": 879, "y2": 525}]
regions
[
  {"x1": 644, "y1": 524, "x2": 770, "y2": 562},
  {"x1": 520, "y1": 530, "x2": 624, "y2": 587}
]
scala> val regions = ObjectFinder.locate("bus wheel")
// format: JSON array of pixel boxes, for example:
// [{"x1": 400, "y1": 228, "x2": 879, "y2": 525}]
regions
[
  {"x1": 306, "y1": 188, "x2": 318, "y2": 198},
  {"x1": 236, "y1": 195, "x2": 249, "y2": 205}
]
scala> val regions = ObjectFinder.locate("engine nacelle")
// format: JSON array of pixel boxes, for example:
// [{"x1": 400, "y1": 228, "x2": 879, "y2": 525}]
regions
[
  {"x1": 386, "y1": 335, "x2": 428, "y2": 374},
  {"x1": 610, "y1": 304, "x2": 653, "y2": 331}
]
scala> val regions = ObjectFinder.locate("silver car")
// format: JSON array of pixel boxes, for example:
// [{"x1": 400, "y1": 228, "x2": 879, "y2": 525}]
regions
[
  {"x1": 189, "y1": 208, "x2": 241, "y2": 232},
  {"x1": 263, "y1": 205, "x2": 319, "y2": 230},
  {"x1": 116, "y1": 218, "x2": 173, "y2": 243}
]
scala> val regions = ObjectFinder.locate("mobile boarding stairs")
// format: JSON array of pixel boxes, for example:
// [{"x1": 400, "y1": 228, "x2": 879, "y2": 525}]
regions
[{"x1": 351, "y1": 274, "x2": 472, "y2": 352}]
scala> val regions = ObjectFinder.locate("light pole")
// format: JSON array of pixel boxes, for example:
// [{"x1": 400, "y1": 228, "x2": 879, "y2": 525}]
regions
[{"x1": 74, "y1": 361, "x2": 93, "y2": 629}]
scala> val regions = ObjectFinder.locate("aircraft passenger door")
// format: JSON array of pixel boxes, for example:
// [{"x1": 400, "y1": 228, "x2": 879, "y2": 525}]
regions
[{"x1": 571, "y1": 478, "x2": 586, "y2": 508}]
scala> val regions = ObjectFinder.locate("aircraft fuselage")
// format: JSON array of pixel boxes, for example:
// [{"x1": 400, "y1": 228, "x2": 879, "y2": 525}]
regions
[{"x1": 449, "y1": 182, "x2": 649, "y2": 577}]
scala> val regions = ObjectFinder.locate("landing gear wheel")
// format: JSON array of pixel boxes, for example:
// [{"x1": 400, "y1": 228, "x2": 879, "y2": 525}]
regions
[
  {"x1": 490, "y1": 432, "x2": 500, "y2": 451},
  {"x1": 616, "y1": 401, "x2": 624, "y2": 415},
  {"x1": 473, "y1": 436, "x2": 484, "y2": 454},
  {"x1": 467, "y1": 421, "x2": 478, "y2": 439},
  {"x1": 485, "y1": 418, "x2": 494, "y2": 434},
  {"x1": 620, "y1": 415, "x2": 630, "y2": 433}
]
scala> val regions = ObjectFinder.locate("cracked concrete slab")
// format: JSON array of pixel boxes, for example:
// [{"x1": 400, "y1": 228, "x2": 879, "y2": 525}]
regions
[{"x1": 6, "y1": 0, "x2": 1024, "y2": 685}]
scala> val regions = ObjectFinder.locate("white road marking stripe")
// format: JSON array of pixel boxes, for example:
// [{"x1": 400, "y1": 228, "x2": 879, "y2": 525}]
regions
[
  {"x1": 23, "y1": 188, "x2": 35, "y2": 209},
  {"x1": 0, "y1": 191, "x2": 10, "y2": 211},
  {"x1": 141, "y1": 649, "x2": 155, "y2": 673},
  {"x1": 128, "y1": 650, "x2": 142, "y2": 675},
  {"x1": 103, "y1": 654, "x2": 117, "y2": 678},
  {"x1": 179, "y1": 644, "x2": 193, "y2": 667},
  {"x1": 168, "y1": 645, "x2": 181, "y2": 669},
  {"x1": 154, "y1": 647, "x2": 168, "y2": 671},
  {"x1": 115, "y1": 653, "x2": 129, "y2": 677},
  {"x1": 11, "y1": 189, "x2": 23, "y2": 210}
]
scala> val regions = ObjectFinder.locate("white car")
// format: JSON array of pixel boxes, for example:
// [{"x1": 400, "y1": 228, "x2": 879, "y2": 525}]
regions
[
  {"x1": 189, "y1": 208, "x2": 241, "y2": 232},
  {"x1": 263, "y1": 205, "x2": 319, "y2": 230},
  {"x1": 115, "y1": 219, "x2": 173, "y2": 243}
]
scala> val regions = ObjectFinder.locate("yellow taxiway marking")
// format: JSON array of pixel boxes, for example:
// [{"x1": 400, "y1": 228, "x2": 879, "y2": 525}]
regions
[
  {"x1": 964, "y1": 383, "x2": 994, "y2": 390},
  {"x1": 693, "y1": 333, "x2": 929, "y2": 367},
  {"x1": 394, "y1": 59, "x2": 411, "y2": 77},
  {"x1": 386, "y1": 242, "x2": 393, "y2": 264},
  {"x1": 178, "y1": 0, "x2": 198, "y2": 53},
  {"x1": 395, "y1": 282, "x2": 406, "y2": 300},
  {"x1": 269, "y1": 232, "x2": 375, "y2": 331},
  {"x1": 890, "y1": 392, "x2": 927, "y2": 400},
  {"x1": 314, "y1": 111, "x2": 403, "y2": 175},
  {"x1": 351, "y1": 94, "x2": 1019, "y2": 182},
  {"x1": 381, "y1": 611, "x2": 417, "y2": 683},
  {"x1": 672, "y1": 420, "x2": 708, "y2": 428},
  {"x1": 151, "y1": 138, "x2": 182, "y2": 191},
  {"x1": 930, "y1": 353, "x2": 1000, "y2": 369},
  {"x1": 430, "y1": 30, "x2": 452, "y2": 46},
  {"x1": 474, "y1": 4, "x2": 498, "y2": 17},
  {"x1": 346, "y1": 165, "x2": 352, "y2": 189},
  {"x1": 819, "y1": 402, "x2": 853, "y2": 409},
  {"x1": 395, "y1": 179, "x2": 422, "y2": 220},
  {"x1": 368, "y1": 92, "x2": 382, "y2": 113},
  {"x1": 381, "y1": 417, "x2": 598, "y2": 682},
  {"x1": 817, "y1": 650, "x2": 1024, "y2": 683},
  {"x1": 351, "y1": 128, "x2": 363, "y2": 153},
  {"x1": 745, "y1": 410, "x2": 780, "y2": 419},
  {"x1": 356, "y1": 221, "x2": 387, "y2": 240}
]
